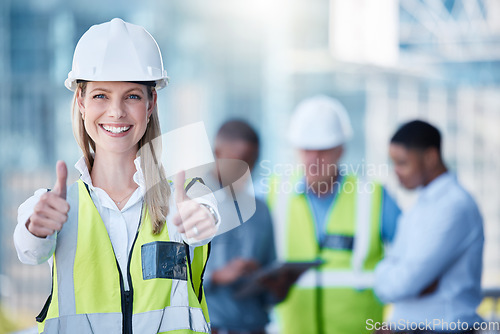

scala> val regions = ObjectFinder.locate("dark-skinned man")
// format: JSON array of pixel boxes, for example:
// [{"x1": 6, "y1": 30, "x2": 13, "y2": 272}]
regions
[{"x1": 375, "y1": 120, "x2": 484, "y2": 334}]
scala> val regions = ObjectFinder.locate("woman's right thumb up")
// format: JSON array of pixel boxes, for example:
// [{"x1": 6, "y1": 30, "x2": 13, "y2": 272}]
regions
[{"x1": 53, "y1": 160, "x2": 68, "y2": 199}]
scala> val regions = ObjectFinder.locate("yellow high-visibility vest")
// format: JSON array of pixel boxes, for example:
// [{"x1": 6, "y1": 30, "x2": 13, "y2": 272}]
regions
[
  {"x1": 37, "y1": 179, "x2": 211, "y2": 334},
  {"x1": 269, "y1": 174, "x2": 384, "y2": 334}
]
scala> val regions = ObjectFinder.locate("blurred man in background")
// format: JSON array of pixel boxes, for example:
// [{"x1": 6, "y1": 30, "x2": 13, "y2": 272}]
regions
[
  {"x1": 203, "y1": 120, "x2": 276, "y2": 334},
  {"x1": 375, "y1": 120, "x2": 484, "y2": 333},
  {"x1": 267, "y1": 96, "x2": 400, "y2": 334}
]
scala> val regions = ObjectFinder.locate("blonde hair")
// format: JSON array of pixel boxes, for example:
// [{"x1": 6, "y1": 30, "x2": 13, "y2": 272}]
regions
[{"x1": 71, "y1": 82, "x2": 171, "y2": 234}]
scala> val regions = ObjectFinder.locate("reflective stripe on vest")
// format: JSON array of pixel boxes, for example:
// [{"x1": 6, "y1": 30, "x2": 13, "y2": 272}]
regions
[
  {"x1": 352, "y1": 183, "x2": 373, "y2": 273},
  {"x1": 268, "y1": 175, "x2": 289, "y2": 261},
  {"x1": 295, "y1": 270, "x2": 375, "y2": 289},
  {"x1": 38, "y1": 180, "x2": 210, "y2": 334}
]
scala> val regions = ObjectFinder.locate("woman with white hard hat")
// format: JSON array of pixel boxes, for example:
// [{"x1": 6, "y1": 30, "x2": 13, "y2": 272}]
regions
[{"x1": 14, "y1": 18, "x2": 219, "y2": 334}]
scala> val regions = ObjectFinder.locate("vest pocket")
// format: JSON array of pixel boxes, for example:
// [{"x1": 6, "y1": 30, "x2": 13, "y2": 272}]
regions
[{"x1": 141, "y1": 241, "x2": 187, "y2": 280}]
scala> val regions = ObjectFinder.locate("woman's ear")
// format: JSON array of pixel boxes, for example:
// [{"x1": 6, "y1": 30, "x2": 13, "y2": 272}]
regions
[
  {"x1": 147, "y1": 89, "x2": 158, "y2": 118},
  {"x1": 76, "y1": 88, "x2": 86, "y2": 119}
]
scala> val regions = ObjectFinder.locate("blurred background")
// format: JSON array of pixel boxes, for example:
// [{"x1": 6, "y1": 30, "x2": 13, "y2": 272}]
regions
[{"x1": 1, "y1": 0, "x2": 500, "y2": 332}]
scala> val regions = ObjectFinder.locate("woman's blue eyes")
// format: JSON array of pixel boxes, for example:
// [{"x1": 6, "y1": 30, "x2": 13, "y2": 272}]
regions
[{"x1": 92, "y1": 94, "x2": 142, "y2": 100}]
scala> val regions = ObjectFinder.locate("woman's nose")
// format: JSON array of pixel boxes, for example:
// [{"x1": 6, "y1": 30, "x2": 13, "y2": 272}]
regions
[{"x1": 108, "y1": 99, "x2": 126, "y2": 118}]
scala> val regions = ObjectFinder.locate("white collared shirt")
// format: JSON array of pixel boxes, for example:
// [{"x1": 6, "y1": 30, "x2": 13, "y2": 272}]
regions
[{"x1": 14, "y1": 156, "x2": 219, "y2": 291}]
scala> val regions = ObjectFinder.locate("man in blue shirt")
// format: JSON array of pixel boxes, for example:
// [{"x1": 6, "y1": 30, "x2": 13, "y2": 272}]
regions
[
  {"x1": 375, "y1": 120, "x2": 484, "y2": 333},
  {"x1": 203, "y1": 120, "x2": 276, "y2": 334}
]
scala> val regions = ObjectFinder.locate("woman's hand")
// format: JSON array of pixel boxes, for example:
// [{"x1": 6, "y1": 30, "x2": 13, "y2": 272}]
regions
[
  {"x1": 173, "y1": 171, "x2": 217, "y2": 240},
  {"x1": 26, "y1": 161, "x2": 70, "y2": 238}
]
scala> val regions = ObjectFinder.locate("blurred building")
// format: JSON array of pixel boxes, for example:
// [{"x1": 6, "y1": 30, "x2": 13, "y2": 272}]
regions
[{"x1": 258, "y1": 0, "x2": 500, "y2": 288}]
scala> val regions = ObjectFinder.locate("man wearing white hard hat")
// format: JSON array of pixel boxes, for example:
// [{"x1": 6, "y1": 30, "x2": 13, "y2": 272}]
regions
[{"x1": 267, "y1": 96, "x2": 400, "y2": 334}]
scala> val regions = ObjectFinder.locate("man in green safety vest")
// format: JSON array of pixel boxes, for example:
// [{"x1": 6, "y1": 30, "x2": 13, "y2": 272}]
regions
[{"x1": 267, "y1": 95, "x2": 401, "y2": 334}]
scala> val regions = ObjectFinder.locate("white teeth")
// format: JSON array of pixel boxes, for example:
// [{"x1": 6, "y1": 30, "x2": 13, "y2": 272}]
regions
[{"x1": 102, "y1": 125, "x2": 131, "y2": 134}]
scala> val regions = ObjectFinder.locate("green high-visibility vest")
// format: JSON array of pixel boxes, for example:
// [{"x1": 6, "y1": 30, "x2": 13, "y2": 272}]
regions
[
  {"x1": 268, "y1": 174, "x2": 384, "y2": 334},
  {"x1": 37, "y1": 180, "x2": 211, "y2": 334}
]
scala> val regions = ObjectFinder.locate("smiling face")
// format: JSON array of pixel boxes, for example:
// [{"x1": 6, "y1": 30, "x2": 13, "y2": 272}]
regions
[{"x1": 77, "y1": 81, "x2": 157, "y2": 157}]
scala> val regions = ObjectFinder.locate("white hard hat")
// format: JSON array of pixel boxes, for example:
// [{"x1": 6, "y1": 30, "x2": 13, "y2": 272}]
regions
[
  {"x1": 288, "y1": 95, "x2": 353, "y2": 150},
  {"x1": 65, "y1": 18, "x2": 169, "y2": 91}
]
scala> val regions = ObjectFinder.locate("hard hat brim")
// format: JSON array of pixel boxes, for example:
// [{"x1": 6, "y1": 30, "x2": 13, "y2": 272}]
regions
[{"x1": 64, "y1": 76, "x2": 169, "y2": 92}]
